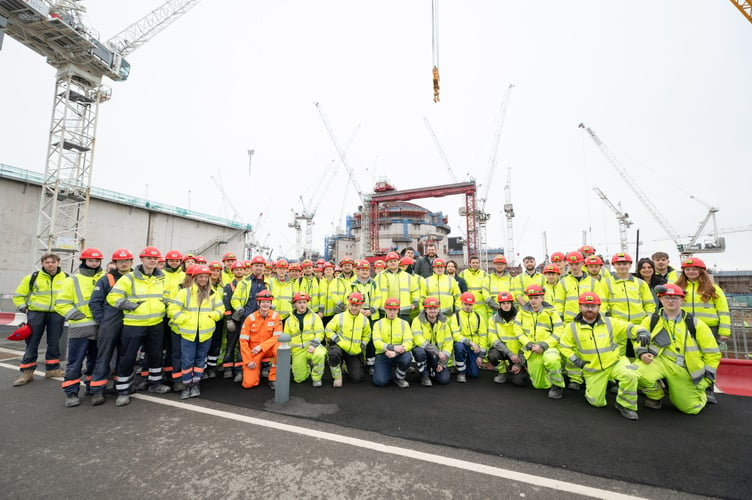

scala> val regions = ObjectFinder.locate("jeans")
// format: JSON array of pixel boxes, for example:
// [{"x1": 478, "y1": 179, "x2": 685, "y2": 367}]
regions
[
  {"x1": 181, "y1": 335, "x2": 211, "y2": 384},
  {"x1": 373, "y1": 351, "x2": 412, "y2": 386},
  {"x1": 19, "y1": 310, "x2": 64, "y2": 372},
  {"x1": 62, "y1": 337, "x2": 98, "y2": 395},
  {"x1": 453, "y1": 342, "x2": 480, "y2": 378}
]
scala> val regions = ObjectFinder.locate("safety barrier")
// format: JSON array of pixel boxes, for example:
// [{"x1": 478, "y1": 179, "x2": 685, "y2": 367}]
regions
[{"x1": 727, "y1": 306, "x2": 752, "y2": 360}]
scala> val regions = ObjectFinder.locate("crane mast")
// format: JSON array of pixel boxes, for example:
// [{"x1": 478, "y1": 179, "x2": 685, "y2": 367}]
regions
[
  {"x1": 503, "y1": 166, "x2": 515, "y2": 265},
  {"x1": 593, "y1": 187, "x2": 632, "y2": 253}
]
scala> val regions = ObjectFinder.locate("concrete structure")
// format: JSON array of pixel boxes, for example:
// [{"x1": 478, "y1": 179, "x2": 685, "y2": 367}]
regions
[{"x1": 0, "y1": 164, "x2": 250, "y2": 296}]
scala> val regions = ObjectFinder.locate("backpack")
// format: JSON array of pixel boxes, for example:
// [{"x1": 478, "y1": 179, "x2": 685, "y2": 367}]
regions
[{"x1": 649, "y1": 311, "x2": 696, "y2": 340}]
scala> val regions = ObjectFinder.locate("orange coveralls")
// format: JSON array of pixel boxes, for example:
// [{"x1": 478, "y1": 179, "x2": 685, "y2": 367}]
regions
[{"x1": 239, "y1": 310, "x2": 282, "y2": 388}]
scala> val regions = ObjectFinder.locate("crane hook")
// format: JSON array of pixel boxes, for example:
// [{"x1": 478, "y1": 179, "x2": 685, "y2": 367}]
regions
[{"x1": 432, "y1": 66, "x2": 440, "y2": 103}]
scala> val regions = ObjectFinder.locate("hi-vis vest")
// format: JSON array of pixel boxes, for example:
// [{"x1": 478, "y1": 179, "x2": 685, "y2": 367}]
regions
[
  {"x1": 107, "y1": 268, "x2": 167, "y2": 326},
  {"x1": 168, "y1": 285, "x2": 224, "y2": 342},
  {"x1": 54, "y1": 270, "x2": 104, "y2": 328},
  {"x1": 13, "y1": 269, "x2": 68, "y2": 313}
]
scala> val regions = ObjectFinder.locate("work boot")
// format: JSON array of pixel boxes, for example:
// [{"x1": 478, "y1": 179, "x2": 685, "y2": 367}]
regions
[
  {"x1": 206, "y1": 368, "x2": 217, "y2": 379},
  {"x1": 268, "y1": 381, "x2": 276, "y2": 390},
  {"x1": 223, "y1": 369, "x2": 233, "y2": 379},
  {"x1": 548, "y1": 386, "x2": 563, "y2": 399},
  {"x1": 136, "y1": 380, "x2": 148, "y2": 392},
  {"x1": 368, "y1": 366, "x2": 375, "y2": 376},
  {"x1": 332, "y1": 377, "x2": 343, "y2": 388},
  {"x1": 395, "y1": 378, "x2": 410, "y2": 388},
  {"x1": 616, "y1": 403, "x2": 639, "y2": 421},
  {"x1": 456, "y1": 373, "x2": 467, "y2": 383},
  {"x1": 608, "y1": 382, "x2": 619, "y2": 394},
  {"x1": 421, "y1": 375, "x2": 432, "y2": 387},
  {"x1": 493, "y1": 373, "x2": 508, "y2": 384},
  {"x1": 180, "y1": 385, "x2": 191, "y2": 400},
  {"x1": 189, "y1": 383, "x2": 201, "y2": 398},
  {"x1": 567, "y1": 381, "x2": 581, "y2": 391},
  {"x1": 12, "y1": 371, "x2": 34, "y2": 387},
  {"x1": 65, "y1": 394, "x2": 80, "y2": 408},
  {"x1": 233, "y1": 372, "x2": 243, "y2": 383},
  {"x1": 706, "y1": 386, "x2": 718, "y2": 405},
  {"x1": 46, "y1": 369, "x2": 64, "y2": 379},
  {"x1": 90, "y1": 393, "x2": 105, "y2": 406},
  {"x1": 644, "y1": 398, "x2": 663, "y2": 410},
  {"x1": 312, "y1": 380, "x2": 322, "y2": 387},
  {"x1": 115, "y1": 395, "x2": 130, "y2": 407},
  {"x1": 173, "y1": 382, "x2": 185, "y2": 393},
  {"x1": 148, "y1": 383, "x2": 171, "y2": 394}
]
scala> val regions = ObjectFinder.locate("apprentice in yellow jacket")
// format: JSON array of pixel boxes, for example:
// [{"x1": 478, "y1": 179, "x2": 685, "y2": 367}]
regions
[
  {"x1": 411, "y1": 297, "x2": 454, "y2": 386},
  {"x1": 482, "y1": 255, "x2": 514, "y2": 319},
  {"x1": 422, "y1": 258, "x2": 460, "y2": 316},
  {"x1": 458, "y1": 255, "x2": 487, "y2": 316},
  {"x1": 486, "y1": 292, "x2": 528, "y2": 386},
  {"x1": 326, "y1": 292, "x2": 372, "y2": 386},
  {"x1": 450, "y1": 292, "x2": 488, "y2": 382},
  {"x1": 372, "y1": 297, "x2": 413, "y2": 387},
  {"x1": 284, "y1": 292, "x2": 326, "y2": 386}
]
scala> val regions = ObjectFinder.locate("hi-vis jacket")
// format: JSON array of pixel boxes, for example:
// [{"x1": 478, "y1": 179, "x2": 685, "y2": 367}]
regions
[
  {"x1": 162, "y1": 266, "x2": 185, "y2": 305},
  {"x1": 554, "y1": 274, "x2": 607, "y2": 323},
  {"x1": 375, "y1": 270, "x2": 419, "y2": 315},
  {"x1": 487, "y1": 312, "x2": 521, "y2": 357},
  {"x1": 482, "y1": 272, "x2": 514, "y2": 312},
  {"x1": 372, "y1": 316, "x2": 413, "y2": 354},
  {"x1": 411, "y1": 311, "x2": 454, "y2": 360},
  {"x1": 559, "y1": 314, "x2": 646, "y2": 373},
  {"x1": 326, "y1": 310, "x2": 371, "y2": 355},
  {"x1": 603, "y1": 275, "x2": 655, "y2": 324},
  {"x1": 54, "y1": 268, "x2": 104, "y2": 334},
  {"x1": 107, "y1": 266, "x2": 167, "y2": 326},
  {"x1": 231, "y1": 274, "x2": 268, "y2": 318},
  {"x1": 639, "y1": 310, "x2": 721, "y2": 384},
  {"x1": 269, "y1": 277, "x2": 294, "y2": 320},
  {"x1": 168, "y1": 285, "x2": 224, "y2": 342},
  {"x1": 514, "y1": 304, "x2": 563, "y2": 357},
  {"x1": 318, "y1": 276, "x2": 347, "y2": 316},
  {"x1": 283, "y1": 309, "x2": 325, "y2": 352},
  {"x1": 681, "y1": 281, "x2": 731, "y2": 338},
  {"x1": 293, "y1": 276, "x2": 320, "y2": 313},
  {"x1": 14, "y1": 268, "x2": 68, "y2": 312},
  {"x1": 511, "y1": 271, "x2": 546, "y2": 303},
  {"x1": 348, "y1": 277, "x2": 382, "y2": 320},
  {"x1": 423, "y1": 274, "x2": 460, "y2": 315},
  {"x1": 458, "y1": 268, "x2": 486, "y2": 312},
  {"x1": 450, "y1": 309, "x2": 488, "y2": 355}
]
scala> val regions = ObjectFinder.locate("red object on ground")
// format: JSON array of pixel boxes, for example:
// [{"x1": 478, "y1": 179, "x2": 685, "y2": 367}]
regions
[{"x1": 716, "y1": 358, "x2": 752, "y2": 397}]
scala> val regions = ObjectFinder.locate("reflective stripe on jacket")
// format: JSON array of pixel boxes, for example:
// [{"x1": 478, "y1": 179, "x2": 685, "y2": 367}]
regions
[
  {"x1": 13, "y1": 268, "x2": 67, "y2": 312},
  {"x1": 107, "y1": 267, "x2": 167, "y2": 326},
  {"x1": 54, "y1": 268, "x2": 104, "y2": 328},
  {"x1": 168, "y1": 284, "x2": 224, "y2": 341},
  {"x1": 682, "y1": 281, "x2": 731, "y2": 337},
  {"x1": 326, "y1": 310, "x2": 371, "y2": 355},
  {"x1": 603, "y1": 275, "x2": 655, "y2": 324}
]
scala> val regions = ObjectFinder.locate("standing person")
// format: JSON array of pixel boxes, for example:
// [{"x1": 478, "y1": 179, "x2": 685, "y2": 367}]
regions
[
  {"x1": 482, "y1": 255, "x2": 514, "y2": 320},
  {"x1": 239, "y1": 290, "x2": 282, "y2": 389},
  {"x1": 584, "y1": 255, "x2": 605, "y2": 281},
  {"x1": 269, "y1": 259, "x2": 294, "y2": 324},
  {"x1": 414, "y1": 243, "x2": 438, "y2": 278},
  {"x1": 512, "y1": 256, "x2": 546, "y2": 306},
  {"x1": 349, "y1": 260, "x2": 381, "y2": 372},
  {"x1": 294, "y1": 259, "x2": 320, "y2": 320},
  {"x1": 230, "y1": 255, "x2": 268, "y2": 325},
  {"x1": 636, "y1": 284, "x2": 721, "y2": 414},
  {"x1": 445, "y1": 260, "x2": 467, "y2": 293},
  {"x1": 675, "y1": 257, "x2": 730, "y2": 404},
  {"x1": 12, "y1": 253, "x2": 68, "y2": 386},
  {"x1": 423, "y1": 259, "x2": 460, "y2": 317},
  {"x1": 634, "y1": 258, "x2": 666, "y2": 307},
  {"x1": 326, "y1": 292, "x2": 372, "y2": 387},
  {"x1": 515, "y1": 285, "x2": 566, "y2": 399},
  {"x1": 339, "y1": 257, "x2": 356, "y2": 283},
  {"x1": 55, "y1": 248, "x2": 104, "y2": 407},
  {"x1": 89, "y1": 249, "x2": 133, "y2": 405},
  {"x1": 450, "y1": 292, "x2": 488, "y2": 383},
  {"x1": 318, "y1": 262, "x2": 347, "y2": 326},
  {"x1": 107, "y1": 247, "x2": 171, "y2": 407},
  {"x1": 542, "y1": 264, "x2": 561, "y2": 307},
  {"x1": 161, "y1": 250, "x2": 185, "y2": 389},
  {"x1": 220, "y1": 252, "x2": 238, "y2": 286},
  {"x1": 487, "y1": 292, "x2": 528, "y2": 386},
  {"x1": 558, "y1": 293, "x2": 649, "y2": 420},
  {"x1": 550, "y1": 252, "x2": 567, "y2": 276},
  {"x1": 284, "y1": 293, "x2": 327, "y2": 387},
  {"x1": 372, "y1": 297, "x2": 413, "y2": 388},
  {"x1": 221, "y1": 260, "x2": 247, "y2": 382},
  {"x1": 375, "y1": 252, "x2": 419, "y2": 323},
  {"x1": 168, "y1": 265, "x2": 224, "y2": 399},
  {"x1": 203, "y1": 261, "x2": 225, "y2": 379},
  {"x1": 651, "y1": 252, "x2": 679, "y2": 283},
  {"x1": 459, "y1": 255, "x2": 487, "y2": 316},
  {"x1": 400, "y1": 247, "x2": 416, "y2": 274},
  {"x1": 411, "y1": 296, "x2": 454, "y2": 386}
]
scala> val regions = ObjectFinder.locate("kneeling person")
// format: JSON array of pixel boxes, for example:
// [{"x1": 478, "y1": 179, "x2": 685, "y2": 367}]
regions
[
  {"x1": 326, "y1": 292, "x2": 372, "y2": 387},
  {"x1": 239, "y1": 290, "x2": 282, "y2": 389},
  {"x1": 372, "y1": 297, "x2": 413, "y2": 388},
  {"x1": 284, "y1": 292, "x2": 327, "y2": 387},
  {"x1": 487, "y1": 292, "x2": 528, "y2": 386},
  {"x1": 411, "y1": 297, "x2": 454, "y2": 386}
]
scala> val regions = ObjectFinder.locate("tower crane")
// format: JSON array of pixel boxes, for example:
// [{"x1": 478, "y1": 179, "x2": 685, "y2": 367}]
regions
[
  {"x1": 423, "y1": 117, "x2": 458, "y2": 183},
  {"x1": 729, "y1": 0, "x2": 752, "y2": 24},
  {"x1": 578, "y1": 123, "x2": 725, "y2": 256},
  {"x1": 314, "y1": 102, "x2": 372, "y2": 257},
  {"x1": 0, "y1": 0, "x2": 201, "y2": 271},
  {"x1": 288, "y1": 211, "x2": 302, "y2": 259},
  {"x1": 503, "y1": 166, "x2": 516, "y2": 266},
  {"x1": 477, "y1": 83, "x2": 513, "y2": 269},
  {"x1": 592, "y1": 187, "x2": 632, "y2": 253}
]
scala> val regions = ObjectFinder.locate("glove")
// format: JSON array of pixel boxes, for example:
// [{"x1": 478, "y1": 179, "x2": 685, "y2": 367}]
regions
[
  {"x1": 68, "y1": 309, "x2": 86, "y2": 321},
  {"x1": 17, "y1": 306, "x2": 28, "y2": 314},
  {"x1": 334, "y1": 302, "x2": 346, "y2": 314},
  {"x1": 573, "y1": 358, "x2": 587, "y2": 369},
  {"x1": 231, "y1": 309, "x2": 243, "y2": 322},
  {"x1": 225, "y1": 319, "x2": 236, "y2": 333},
  {"x1": 122, "y1": 300, "x2": 142, "y2": 311},
  {"x1": 637, "y1": 331, "x2": 651, "y2": 348}
]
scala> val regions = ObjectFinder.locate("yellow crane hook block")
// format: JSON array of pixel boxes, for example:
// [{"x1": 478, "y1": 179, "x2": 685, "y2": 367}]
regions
[{"x1": 432, "y1": 66, "x2": 440, "y2": 103}]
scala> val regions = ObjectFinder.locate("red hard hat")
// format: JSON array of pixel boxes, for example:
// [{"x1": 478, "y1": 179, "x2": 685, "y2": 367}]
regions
[
  {"x1": 208, "y1": 261, "x2": 222, "y2": 270},
  {"x1": 497, "y1": 291, "x2": 515, "y2": 303},
  {"x1": 7, "y1": 323, "x2": 32, "y2": 341},
  {"x1": 289, "y1": 263, "x2": 301, "y2": 271},
  {"x1": 374, "y1": 260, "x2": 386, "y2": 268},
  {"x1": 222, "y1": 252, "x2": 237, "y2": 261},
  {"x1": 316, "y1": 259, "x2": 326, "y2": 266},
  {"x1": 256, "y1": 290, "x2": 273, "y2": 301},
  {"x1": 578, "y1": 292, "x2": 602, "y2": 305},
  {"x1": 383, "y1": 297, "x2": 401, "y2": 310},
  {"x1": 111, "y1": 249, "x2": 134, "y2": 261},
  {"x1": 423, "y1": 296, "x2": 440, "y2": 308},
  {"x1": 140, "y1": 246, "x2": 161, "y2": 259},
  {"x1": 493, "y1": 255, "x2": 507, "y2": 264},
  {"x1": 348, "y1": 292, "x2": 365, "y2": 305},
  {"x1": 432, "y1": 258, "x2": 446, "y2": 267},
  {"x1": 356, "y1": 260, "x2": 370, "y2": 270},
  {"x1": 585, "y1": 255, "x2": 603, "y2": 266},
  {"x1": 165, "y1": 250, "x2": 182, "y2": 260},
  {"x1": 579, "y1": 245, "x2": 596, "y2": 255},
  {"x1": 80, "y1": 247, "x2": 103, "y2": 260},
  {"x1": 525, "y1": 285, "x2": 545, "y2": 296},
  {"x1": 185, "y1": 264, "x2": 198, "y2": 276},
  {"x1": 340, "y1": 257, "x2": 354, "y2": 265},
  {"x1": 230, "y1": 261, "x2": 245, "y2": 270},
  {"x1": 460, "y1": 292, "x2": 476, "y2": 305},
  {"x1": 301, "y1": 259, "x2": 314, "y2": 268},
  {"x1": 611, "y1": 253, "x2": 632, "y2": 264},
  {"x1": 385, "y1": 252, "x2": 400, "y2": 262},
  {"x1": 243, "y1": 260, "x2": 253, "y2": 268},
  {"x1": 182, "y1": 253, "x2": 196, "y2": 262},
  {"x1": 195, "y1": 255, "x2": 207, "y2": 264},
  {"x1": 192, "y1": 265, "x2": 211, "y2": 276},
  {"x1": 681, "y1": 257, "x2": 706, "y2": 270},
  {"x1": 323, "y1": 261, "x2": 335, "y2": 269},
  {"x1": 543, "y1": 264, "x2": 561, "y2": 275},
  {"x1": 566, "y1": 251, "x2": 584, "y2": 264},
  {"x1": 657, "y1": 283, "x2": 686, "y2": 298},
  {"x1": 275, "y1": 259, "x2": 289, "y2": 268},
  {"x1": 550, "y1": 251, "x2": 566, "y2": 263},
  {"x1": 399, "y1": 257, "x2": 414, "y2": 266},
  {"x1": 250, "y1": 255, "x2": 266, "y2": 265},
  {"x1": 292, "y1": 292, "x2": 310, "y2": 302}
]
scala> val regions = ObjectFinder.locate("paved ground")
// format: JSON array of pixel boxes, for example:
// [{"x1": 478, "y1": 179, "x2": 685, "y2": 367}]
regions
[{"x1": 0, "y1": 329, "x2": 742, "y2": 499}]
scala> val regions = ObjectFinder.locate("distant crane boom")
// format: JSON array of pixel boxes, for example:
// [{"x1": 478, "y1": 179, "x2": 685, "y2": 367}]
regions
[
  {"x1": 730, "y1": 0, "x2": 752, "y2": 24},
  {"x1": 423, "y1": 118, "x2": 458, "y2": 182},
  {"x1": 593, "y1": 187, "x2": 632, "y2": 252}
]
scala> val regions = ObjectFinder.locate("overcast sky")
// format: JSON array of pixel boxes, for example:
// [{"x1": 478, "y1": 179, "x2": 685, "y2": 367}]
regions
[{"x1": 2, "y1": 1, "x2": 751, "y2": 270}]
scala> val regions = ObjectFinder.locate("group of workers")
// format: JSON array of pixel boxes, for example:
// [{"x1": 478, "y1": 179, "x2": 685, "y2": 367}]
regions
[{"x1": 11, "y1": 242, "x2": 728, "y2": 421}]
